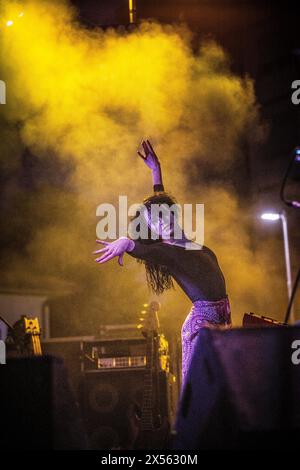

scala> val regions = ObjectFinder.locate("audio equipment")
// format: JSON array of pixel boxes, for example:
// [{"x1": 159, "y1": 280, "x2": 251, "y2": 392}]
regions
[
  {"x1": 174, "y1": 326, "x2": 300, "y2": 450},
  {"x1": 83, "y1": 337, "x2": 148, "y2": 371},
  {"x1": 0, "y1": 355, "x2": 87, "y2": 449},
  {"x1": 41, "y1": 305, "x2": 178, "y2": 450},
  {"x1": 42, "y1": 337, "x2": 88, "y2": 396},
  {"x1": 79, "y1": 368, "x2": 174, "y2": 450},
  {"x1": 243, "y1": 312, "x2": 287, "y2": 328}
]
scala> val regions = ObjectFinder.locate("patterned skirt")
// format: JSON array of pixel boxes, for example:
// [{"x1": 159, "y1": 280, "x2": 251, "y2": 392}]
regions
[{"x1": 181, "y1": 296, "x2": 231, "y2": 387}]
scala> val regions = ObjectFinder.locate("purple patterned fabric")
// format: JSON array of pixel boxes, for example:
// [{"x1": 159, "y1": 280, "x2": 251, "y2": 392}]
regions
[{"x1": 181, "y1": 296, "x2": 231, "y2": 387}]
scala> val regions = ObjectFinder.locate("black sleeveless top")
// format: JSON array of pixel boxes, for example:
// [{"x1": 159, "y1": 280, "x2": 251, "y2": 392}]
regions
[{"x1": 128, "y1": 240, "x2": 227, "y2": 302}]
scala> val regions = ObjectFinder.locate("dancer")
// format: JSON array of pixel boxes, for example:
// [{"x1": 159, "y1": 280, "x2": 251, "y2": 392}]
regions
[{"x1": 94, "y1": 140, "x2": 231, "y2": 386}]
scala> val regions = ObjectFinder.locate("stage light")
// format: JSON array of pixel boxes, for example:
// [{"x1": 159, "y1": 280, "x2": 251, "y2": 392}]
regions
[
  {"x1": 261, "y1": 212, "x2": 280, "y2": 221},
  {"x1": 4, "y1": 12, "x2": 24, "y2": 28}
]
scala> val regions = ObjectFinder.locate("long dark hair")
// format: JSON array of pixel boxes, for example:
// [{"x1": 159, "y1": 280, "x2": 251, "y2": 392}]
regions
[{"x1": 129, "y1": 192, "x2": 179, "y2": 295}]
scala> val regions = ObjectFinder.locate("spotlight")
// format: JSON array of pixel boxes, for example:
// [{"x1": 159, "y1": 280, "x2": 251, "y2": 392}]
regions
[
  {"x1": 6, "y1": 20, "x2": 13, "y2": 27},
  {"x1": 260, "y1": 212, "x2": 281, "y2": 221}
]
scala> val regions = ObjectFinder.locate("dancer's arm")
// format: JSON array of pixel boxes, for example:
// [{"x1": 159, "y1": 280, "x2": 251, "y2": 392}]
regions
[
  {"x1": 93, "y1": 238, "x2": 134, "y2": 266},
  {"x1": 94, "y1": 237, "x2": 171, "y2": 265},
  {"x1": 137, "y1": 140, "x2": 165, "y2": 192}
]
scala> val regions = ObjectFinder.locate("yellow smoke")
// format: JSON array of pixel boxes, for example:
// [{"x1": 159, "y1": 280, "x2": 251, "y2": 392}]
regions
[{"x1": 1, "y1": 0, "x2": 287, "y2": 335}]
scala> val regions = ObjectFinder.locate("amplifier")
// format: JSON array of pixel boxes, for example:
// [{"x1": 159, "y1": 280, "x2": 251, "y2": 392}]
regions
[
  {"x1": 243, "y1": 312, "x2": 287, "y2": 328},
  {"x1": 42, "y1": 335, "x2": 170, "y2": 392},
  {"x1": 83, "y1": 336, "x2": 169, "y2": 373},
  {"x1": 80, "y1": 368, "x2": 177, "y2": 449},
  {"x1": 83, "y1": 338, "x2": 147, "y2": 371}
]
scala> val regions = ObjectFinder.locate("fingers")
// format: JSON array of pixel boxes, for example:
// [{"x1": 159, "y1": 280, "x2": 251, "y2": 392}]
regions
[
  {"x1": 95, "y1": 251, "x2": 115, "y2": 263},
  {"x1": 94, "y1": 246, "x2": 124, "y2": 266},
  {"x1": 138, "y1": 140, "x2": 156, "y2": 161},
  {"x1": 96, "y1": 239, "x2": 110, "y2": 245},
  {"x1": 147, "y1": 140, "x2": 156, "y2": 155},
  {"x1": 137, "y1": 150, "x2": 146, "y2": 160},
  {"x1": 142, "y1": 141, "x2": 149, "y2": 155},
  {"x1": 93, "y1": 247, "x2": 109, "y2": 254}
]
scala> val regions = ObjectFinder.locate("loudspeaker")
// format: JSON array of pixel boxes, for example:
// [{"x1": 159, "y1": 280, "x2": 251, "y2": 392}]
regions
[
  {"x1": 174, "y1": 326, "x2": 300, "y2": 450},
  {"x1": 42, "y1": 339, "x2": 84, "y2": 396},
  {"x1": 80, "y1": 368, "x2": 173, "y2": 449},
  {"x1": 0, "y1": 355, "x2": 87, "y2": 449}
]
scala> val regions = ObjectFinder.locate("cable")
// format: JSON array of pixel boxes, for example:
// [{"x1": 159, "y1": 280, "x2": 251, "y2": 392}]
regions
[{"x1": 280, "y1": 147, "x2": 300, "y2": 208}]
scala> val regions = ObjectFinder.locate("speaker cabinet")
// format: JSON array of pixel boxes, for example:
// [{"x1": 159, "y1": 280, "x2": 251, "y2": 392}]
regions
[
  {"x1": 174, "y1": 326, "x2": 300, "y2": 450},
  {"x1": 80, "y1": 368, "x2": 174, "y2": 449},
  {"x1": 0, "y1": 355, "x2": 87, "y2": 449}
]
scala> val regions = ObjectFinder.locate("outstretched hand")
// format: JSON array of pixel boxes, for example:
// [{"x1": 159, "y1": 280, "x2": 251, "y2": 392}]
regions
[
  {"x1": 137, "y1": 140, "x2": 160, "y2": 170},
  {"x1": 93, "y1": 238, "x2": 133, "y2": 266}
]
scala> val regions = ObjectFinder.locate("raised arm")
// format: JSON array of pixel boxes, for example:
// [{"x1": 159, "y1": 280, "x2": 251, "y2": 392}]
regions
[{"x1": 137, "y1": 140, "x2": 165, "y2": 193}]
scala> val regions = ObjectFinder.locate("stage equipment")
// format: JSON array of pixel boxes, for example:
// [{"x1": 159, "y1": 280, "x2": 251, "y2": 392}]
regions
[
  {"x1": 174, "y1": 326, "x2": 300, "y2": 450},
  {"x1": 0, "y1": 355, "x2": 87, "y2": 449}
]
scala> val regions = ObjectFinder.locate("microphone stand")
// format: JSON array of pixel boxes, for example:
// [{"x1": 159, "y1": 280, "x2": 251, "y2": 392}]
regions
[
  {"x1": 284, "y1": 267, "x2": 300, "y2": 324},
  {"x1": 280, "y1": 147, "x2": 300, "y2": 324},
  {"x1": 280, "y1": 147, "x2": 300, "y2": 208}
]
